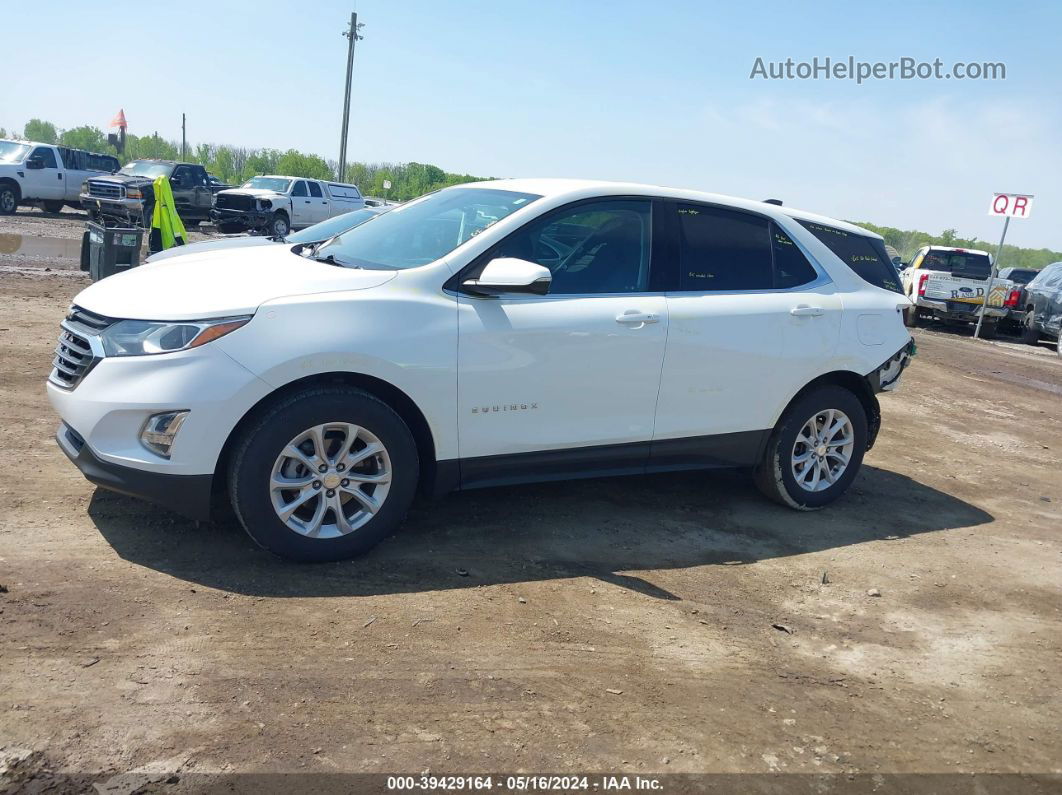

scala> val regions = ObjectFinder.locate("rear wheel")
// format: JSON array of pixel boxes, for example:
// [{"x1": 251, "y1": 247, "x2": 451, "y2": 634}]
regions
[
  {"x1": 42, "y1": 200, "x2": 64, "y2": 214},
  {"x1": 754, "y1": 386, "x2": 867, "y2": 510},
  {"x1": 979, "y1": 319, "x2": 998, "y2": 339},
  {"x1": 228, "y1": 386, "x2": 419, "y2": 562},
  {"x1": 1021, "y1": 311, "x2": 1040, "y2": 345},
  {"x1": 903, "y1": 305, "x2": 922, "y2": 327}
]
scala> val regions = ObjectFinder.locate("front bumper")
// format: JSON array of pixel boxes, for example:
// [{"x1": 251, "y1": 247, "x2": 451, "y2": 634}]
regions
[
  {"x1": 56, "y1": 422, "x2": 213, "y2": 520},
  {"x1": 210, "y1": 207, "x2": 270, "y2": 230},
  {"x1": 79, "y1": 194, "x2": 145, "y2": 223}
]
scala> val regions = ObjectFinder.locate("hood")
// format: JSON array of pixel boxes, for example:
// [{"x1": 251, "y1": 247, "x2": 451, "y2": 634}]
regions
[
  {"x1": 95, "y1": 173, "x2": 154, "y2": 186},
  {"x1": 219, "y1": 187, "x2": 285, "y2": 199},
  {"x1": 144, "y1": 235, "x2": 277, "y2": 264},
  {"x1": 74, "y1": 243, "x2": 397, "y2": 321}
]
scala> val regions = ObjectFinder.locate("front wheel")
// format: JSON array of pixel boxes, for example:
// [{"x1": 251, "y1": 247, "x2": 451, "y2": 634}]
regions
[
  {"x1": 754, "y1": 386, "x2": 868, "y2": 510},
  {"x1": 269, "y1": 212, "x2": 290, "y2": 238},
  {"x1": 0, "y1": 184, "x2": 18, "y2": 215},
  {"x1": 228, "y1": 386, "x2": 419, "y2": 562},
  {"x1": 42, "y1": 200, "x2": 64, "y2": 214}
]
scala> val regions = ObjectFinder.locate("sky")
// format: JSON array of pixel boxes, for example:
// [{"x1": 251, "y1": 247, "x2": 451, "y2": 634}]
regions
[{"x1": 2, "y1": 0, "x2": 1060, "y2": 249}]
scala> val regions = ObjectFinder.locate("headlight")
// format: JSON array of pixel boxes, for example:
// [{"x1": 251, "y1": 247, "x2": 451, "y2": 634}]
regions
[
  {"x1": 100, "y1": 316, "x2": 251, "y2": 357},
  {"x1": 126, "y1": 187, "x2": 142, "y2": 199},
  {"x1": 81, "y1": 180, "x2": 90, "y2": 194},
  {"x1": 260, "y1": 199, "x2": 272, "y2": 209}
]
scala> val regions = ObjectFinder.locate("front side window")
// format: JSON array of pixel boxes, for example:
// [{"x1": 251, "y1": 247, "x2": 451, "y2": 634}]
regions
[
  {"x1": 675, "y1": 205, "x2": 773, "y2": 291},
  {"x1": 314, "y1": 187, "x2": 540, "y2": 270},
  {"x1": 31, "y1": 147, "x2": 58, "y2": 169},
  {"x1": 292, "y1": 181, "x2": 308, "y2": 197},
  {"x1": 495, "y1": 199, "x2": 652, "y2": 294},
  {"x1": 797, "y1": 220, "x2": 902, "y2": 293}
]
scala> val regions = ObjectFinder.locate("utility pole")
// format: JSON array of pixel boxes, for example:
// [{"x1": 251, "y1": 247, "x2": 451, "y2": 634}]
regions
[
  {"x1": 181, "y1": 113, "x2": 187, "y2": 161},
  {"x1": 337, "y1": 11, "x2": 363, "y2": 182}
]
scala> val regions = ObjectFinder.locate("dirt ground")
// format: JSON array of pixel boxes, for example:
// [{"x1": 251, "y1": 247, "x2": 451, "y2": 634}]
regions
[{"x1": 1, "y1": 210, "x2": 1060, "y2": 793}]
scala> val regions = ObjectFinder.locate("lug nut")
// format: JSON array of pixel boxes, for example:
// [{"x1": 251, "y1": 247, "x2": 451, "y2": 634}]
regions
[
  {"x1": 318, "y1": 464, "x2": 328, "y2": 473},
  {"x1": 336, "y1": 463, "x2": 346, "y2": 472},
  {"x1": 341, "y1": 478, "x2": 350, "y2": 487},
  {"x1": 326, "y1": 489, "x2": 335, "y2": 497},
  {"x1": 312, "y1": 480, "x2": 321, "y2": 489}
]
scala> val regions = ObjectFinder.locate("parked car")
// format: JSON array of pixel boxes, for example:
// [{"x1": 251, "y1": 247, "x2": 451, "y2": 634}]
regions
[
  {"x1": 80, "y1": 160, "x2": 214, "y2": 227},
  {"x1": 211, "y1": 176, "x2": 367, "y2": 237},
  {"x1": 0, "y1": 140, "x2": 119, "y2": 215},
  {"x1": 144, "y1": 206, "x2": 387, "y2": 263},
  {"x1": 996, "y1": 267, "x2": 1041, "y2": 332},
  {"x1": 900, "y1": 245, "x2": 1015, "y2": 336},
  {"x1": 1019, "y1": 261, "x2": 1062, "y2": 354},
  {"x1": 47, "y1": 179, "x2": 914, "y2": 562}
]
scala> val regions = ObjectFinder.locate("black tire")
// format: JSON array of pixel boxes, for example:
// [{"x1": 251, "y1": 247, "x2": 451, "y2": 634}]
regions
[
  {"x1": 42, "y1": 200, "x2": 64, "y2": 214},
  {"x1": 228, "y1": 386, "x2": 419, "y2": 562},
  {"x1": 903, "y1": 305, "x2": 921, "y2": 328},
  {"x1": 0, "y1": 183, "x2": 18, "y2": 215},
  {"x1": 979, "y1": 319, "x2": 998, "y2": 339},
  {"x1": 270, "y1": 211, "x2": 290, "y2": 238},
  {"x1": 754, "y1": 385, "x2": 868, "y2": 510},
  {"x1": 218, "y1": 222, "x2": 244, "y2": 234},
  {"x1": 1020, "y1": 311, "x2": 1040, "y2": 345}
]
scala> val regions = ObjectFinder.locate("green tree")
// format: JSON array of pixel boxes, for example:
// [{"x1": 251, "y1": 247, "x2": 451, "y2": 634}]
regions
[
  {"x1": 0, "y1": 127, "x2": 7, "y2": 139},
  {"x1": 23, "y1": 118, "x2": 58, "y2": 144},
  {"x1": 59, "y1": 125, "x2": 106, "y2": 152},
  {"x1": 275, "y1": 149, "x2": 334, "y2": 181}
]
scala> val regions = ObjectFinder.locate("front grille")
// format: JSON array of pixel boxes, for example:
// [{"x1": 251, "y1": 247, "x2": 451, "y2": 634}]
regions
[
  {"x1": 215, "y1": 193, "x2": 255, "y2": 211},
  {"x1": 49, "y1": 306, "x2": 114, "y2": 390},
  {"x1": 87, "y1": 180, "x2": 124, "y2": 200}
]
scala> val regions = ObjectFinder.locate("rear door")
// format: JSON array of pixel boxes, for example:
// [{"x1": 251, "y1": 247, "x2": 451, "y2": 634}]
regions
[
  {"x1": 456, "y1": 197, "x2": 668, "y2": 482},
  {"x1": 651, "y1": 203, "x2": 841, "y2": 464}
]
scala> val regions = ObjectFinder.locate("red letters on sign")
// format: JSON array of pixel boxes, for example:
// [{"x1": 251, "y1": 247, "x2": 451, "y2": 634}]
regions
[
  {"x1": 1012, "y1": 196, "x2": 1029, "y2": 217},
  {"x1": 993, "y1": 194, "x2": 1010, "y2": 214}
]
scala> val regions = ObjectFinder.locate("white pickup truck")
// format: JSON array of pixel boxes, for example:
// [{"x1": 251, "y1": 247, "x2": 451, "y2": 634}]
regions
[
  {"x1": 901, "y1": 245, "x2": 1018, "y2": 337},
  {"x1": 211, "y1": 175, "x2": 366, "y2": 237},
  {"x1": 0, "y1": 140, "x2": 119, "y2": 215}
]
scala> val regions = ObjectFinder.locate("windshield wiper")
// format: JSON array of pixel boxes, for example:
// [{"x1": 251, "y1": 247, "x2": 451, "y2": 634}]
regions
[{"x1": 313, "y1": 251, "x2": 360, "y2": 269}]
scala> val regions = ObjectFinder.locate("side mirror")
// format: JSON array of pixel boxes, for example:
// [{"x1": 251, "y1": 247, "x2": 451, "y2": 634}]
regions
[
  {"x1": 26, "y1": 158, "x2": 44, "y2": 170},
  {"x1": 462, "y1": 257, "x2": 552, "y2": 296}
]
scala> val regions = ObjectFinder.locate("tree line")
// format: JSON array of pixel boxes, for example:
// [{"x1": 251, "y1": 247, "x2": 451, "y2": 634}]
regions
[
  {"x1": 10, "y1": 118, "x2": 487, "y2": 202},
  {"x1": 851, "y1": 220, "x2": 1060, "y2": 271},
  {"x1": 4, "y1": 118, "x2": 1060, "y2": 268}
]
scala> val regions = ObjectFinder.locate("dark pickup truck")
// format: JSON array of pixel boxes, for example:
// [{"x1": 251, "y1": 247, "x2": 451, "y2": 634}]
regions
[{"x1": 79, "y1": 160, "x2": 215, "y2": 226}]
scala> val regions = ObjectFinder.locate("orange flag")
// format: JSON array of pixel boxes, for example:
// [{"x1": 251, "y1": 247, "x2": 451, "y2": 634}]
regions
[{"x1": 110, "y1": 109, "x2": 127, "y2": 130}]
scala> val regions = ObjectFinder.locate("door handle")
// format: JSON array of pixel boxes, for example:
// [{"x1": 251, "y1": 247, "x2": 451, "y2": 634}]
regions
[
  {"x1": 616, "y1": 311, "x2": 659, "y2": 325},
  {"x1": 790, "y1": 305, "x2": 824, "y2": 317}
]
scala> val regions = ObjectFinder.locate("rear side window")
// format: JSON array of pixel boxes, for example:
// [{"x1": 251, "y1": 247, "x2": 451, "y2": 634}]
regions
[
  {"x1": 675, "y1": 205, "x2": 773, "y2": 291},
  {"x1": 919, "y1": 249, "x2": 992, "y2": 279},
  {"x1": 797, "y1": 220, "x2": 902, "y2": 293},
  {"x1": 771, "y1": 224, "x2": 818, "y2": 288}
]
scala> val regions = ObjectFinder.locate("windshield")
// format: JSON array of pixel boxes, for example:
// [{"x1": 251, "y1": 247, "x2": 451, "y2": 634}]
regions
[
  {"x1": 315, "y1": 187, "x2": 540, "y2": 270},
  {"x1": 288, "y1": 208, "x2": 382, "y2": 244},
  {"x1": 0, "y1": 141, "x2": 31, "y2": 163},
  {"x1": 120, "y1": 161, "x2": 174, "y2": 178},
  {"x1": 242, "y1": 176, "x2": 292, "y2": 192},
  {"x1": 922, "y1": 250, "x2": 992, "y2": 279}
]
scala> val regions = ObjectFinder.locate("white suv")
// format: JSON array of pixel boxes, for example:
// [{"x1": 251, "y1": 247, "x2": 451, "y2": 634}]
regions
[{"x1": 47, "y1": 180, "x2": 914, "y2": 562}]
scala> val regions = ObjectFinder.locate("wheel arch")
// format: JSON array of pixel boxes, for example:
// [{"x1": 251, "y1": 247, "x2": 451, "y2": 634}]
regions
[
  {"x1": 214, "y1": 370, "x2": 442, "y2": 499},
  {"x1": 0, "y1": 177, "x2": 22, "y2": 201},
  {"x1": 774, "y1": 370, "x2": 881, "y2": 451}
]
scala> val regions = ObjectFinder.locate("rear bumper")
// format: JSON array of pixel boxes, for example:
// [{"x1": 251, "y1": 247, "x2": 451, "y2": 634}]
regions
[
  {"x1": 56, "y1": 423, "x2": 212, "y2": 520},
  {"x1": 914, "y1": 297, "x2": 1007, "y2": 320}
]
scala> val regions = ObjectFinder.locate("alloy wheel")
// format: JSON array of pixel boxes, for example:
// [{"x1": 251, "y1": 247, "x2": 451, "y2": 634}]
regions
[
  {"x1": 791, "y1": 408, "x2": 855, "y2": 492},
  {"x1": 270, "y1": 422, "x2": 391, "y2": 538}
]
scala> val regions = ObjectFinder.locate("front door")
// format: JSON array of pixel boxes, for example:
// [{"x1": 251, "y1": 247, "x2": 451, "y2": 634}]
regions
[
  {"x1": 23, "y1": 147, "x2": 63, "y2": 200},
  {"x1": 290, "y1": 180, "x2": 314, "y2": 228},
  {"x1": 456, "y1": 198, "x2": 668, "y2": 484},
  {"x1": 652, "y1": 204, "x2": 841, "y2": 463}
]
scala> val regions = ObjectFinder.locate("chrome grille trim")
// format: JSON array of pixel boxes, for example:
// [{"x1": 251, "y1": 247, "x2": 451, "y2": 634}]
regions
[
  {"x1": 87, "y1": 180, "x2": 124, "y2": 200},
  {"x1": 48, "y1": 306, "x2": 113, "y2": 390}
]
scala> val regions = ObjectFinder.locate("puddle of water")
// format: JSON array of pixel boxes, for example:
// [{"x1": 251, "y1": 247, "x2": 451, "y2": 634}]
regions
[{"x1": 0, "y1": 233, "x2": 84, "y2": 259}]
